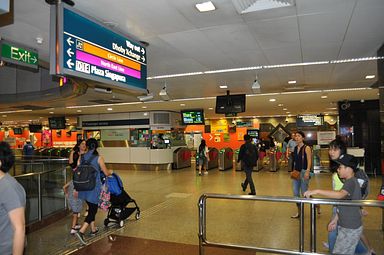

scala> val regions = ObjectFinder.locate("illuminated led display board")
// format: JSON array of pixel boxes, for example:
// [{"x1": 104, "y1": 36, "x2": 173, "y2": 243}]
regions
[{"x1": 50, "y1": 3, "x2": 147, "y2": 93}]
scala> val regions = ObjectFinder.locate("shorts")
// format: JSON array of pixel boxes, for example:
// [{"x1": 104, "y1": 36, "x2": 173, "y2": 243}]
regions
[
  {"x1": 68, "y1": 193, "x2": 83, "y2": 213},
  {"x1": 333, "y1": 225, "x2": 363, "y2": 254},
  {"x1": 198, "y1": 158, "x2": 208, "y2": 168}
]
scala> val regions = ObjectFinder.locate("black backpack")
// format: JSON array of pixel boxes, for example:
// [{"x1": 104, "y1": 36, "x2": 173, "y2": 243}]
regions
[
  {"x1": 73, "y1": 155, "x2": 98, "y2": 191},
  {"x1": 244, "y1": 143, "x2": 258, "y2": 167},
  {"x1": 198, "y1": 147, "x2": 206, "y2": 160}
]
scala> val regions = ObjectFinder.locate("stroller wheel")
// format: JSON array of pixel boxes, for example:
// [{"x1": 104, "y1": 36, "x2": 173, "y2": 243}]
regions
[
  {"x1": 119, "y1": 220, "x2": 124, "y2": 228},
  {"x1": 135, "y1": 212, "x2": 140, "y2": 220},
  {"x1": 104, "y1": 219, "x2": 109, "y2": 227}
]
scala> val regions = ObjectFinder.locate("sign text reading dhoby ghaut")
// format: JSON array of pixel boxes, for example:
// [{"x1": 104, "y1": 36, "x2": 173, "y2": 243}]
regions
[{"x1": 53, "y1": 4, "x2": 147, "y2": 92}]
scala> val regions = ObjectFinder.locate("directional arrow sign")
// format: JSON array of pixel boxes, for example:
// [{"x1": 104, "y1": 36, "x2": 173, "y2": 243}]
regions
[
  {"x1": 66, "y1": 59, "x2": 74, "y2": 68},
  {"x1": 66, "y1": 37, "x2": 74, "y2": 46},
  {"x1": 209, "y1": 134, "x2": 213, "y2": 141},
  {"x1": 141, "y1": 48, "x2": 145, "y2": 55},
  {"x1": 0, "y1": 40, "x2": 39, "y2": 69},
  {"x1": 66, "y1": 48, "x2": 74, "y2": 57}
]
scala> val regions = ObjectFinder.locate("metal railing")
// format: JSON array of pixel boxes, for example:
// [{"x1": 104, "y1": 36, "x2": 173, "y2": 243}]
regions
[{"x1": 198, "y1": 193, "x2": 384, "y2": 255}]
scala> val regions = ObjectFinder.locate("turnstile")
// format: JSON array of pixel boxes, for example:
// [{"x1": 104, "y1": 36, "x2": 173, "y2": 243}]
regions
[
  {"x1": 173, "y1": 147, "x2": 191, "y2": 169},
  {"x1": 218, "y1": 148, "x2": 233, "y2": 171}
]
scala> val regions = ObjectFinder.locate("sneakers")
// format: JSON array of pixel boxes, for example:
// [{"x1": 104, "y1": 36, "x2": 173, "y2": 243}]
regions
[
  {"x1": 291, "y1": 213, "x2": 300, "y2": 219},
  {"x1": 241, "y1": 183, "x2": 246, "y2": 192},
  {"x1": 203, "y1": 171, "x2": 208, "y2": 175},
  {"x1": 75, "y1": 232, "x2": 87, "y2": 245},
  {"x1": 198, "y1": 172, "x2": 202, "y2": 176},
  {"x1": 74, "y1": 224, "x2": 81, "y2": 230},
  {"x1": 70, "y1": 228, "x2": 78, "y2": 234},
  {"x1": 90, "y1": 228, "x2": 99, "y2": 237},
  {"x1": 322, "y1": 241, "x2": 329, "y2": 250},
  {"x1": 248, "y1": 192, "x2": 256, "y2": 195}
]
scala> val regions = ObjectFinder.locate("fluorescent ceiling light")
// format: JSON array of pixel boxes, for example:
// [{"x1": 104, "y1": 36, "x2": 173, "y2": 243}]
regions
[
  {"x1": 269, "y1": 98, "x2": 276, "y2": 102},
  {"x1": 219, "y1": 85, "x2": 228, "y2": 89},
  {"x1": 180, "y1": 103, "x2": 186, "y2": 106},
  {"x1": 196, "y1": 1, "x2": 216, "y2": 12},
  {"x1": 365, "y1": 75, "x2": 375, "y2": 79},
  {"x1": 321, "y1": 95, "x2": 328, "y2": 99},
  {"x1": 288, "y1": 80, "x2": 296, "y2": 84},
  {"x1": 107, "y1": 108, "x2": 113, "y2": 111}
]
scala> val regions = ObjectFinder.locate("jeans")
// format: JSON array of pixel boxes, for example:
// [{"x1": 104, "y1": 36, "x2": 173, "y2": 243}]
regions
[
  {"x1": 292, "y1": 170, "x2": 309, "y2": 197},
  {"x1": 243, "y1": 164, "x2": 255, "y2": 194}
]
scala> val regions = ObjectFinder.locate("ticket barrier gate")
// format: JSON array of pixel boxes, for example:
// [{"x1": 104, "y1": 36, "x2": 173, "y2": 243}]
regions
[
  {"x1": 173, "y1": 147, "x2": 192, "y2": 169},
  {"x1": 218, "y1": 148, "x2": 233, "y2": 171}
]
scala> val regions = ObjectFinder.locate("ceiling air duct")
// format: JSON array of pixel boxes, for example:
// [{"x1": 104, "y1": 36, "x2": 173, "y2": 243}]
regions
[{"x1": 232, "y1": 0, "x2": 295, "y2": 14}]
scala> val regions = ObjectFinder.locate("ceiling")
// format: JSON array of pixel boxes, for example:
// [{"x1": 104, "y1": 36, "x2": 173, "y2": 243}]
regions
[{"x1": 0, "y1": 0, "x2": 383, "y2": 125}]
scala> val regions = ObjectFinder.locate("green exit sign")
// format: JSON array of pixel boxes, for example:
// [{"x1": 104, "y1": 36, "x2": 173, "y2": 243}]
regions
[{"x1": 0, "y1": 40, "x2": 39, "y2": 69}]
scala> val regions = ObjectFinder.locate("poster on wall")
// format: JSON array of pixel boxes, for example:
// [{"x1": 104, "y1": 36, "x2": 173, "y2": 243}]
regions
[
  {"x1": 214, "y1": 134, "x2": 221, "y2": 143},
  {"x1": 42, "y1": 130, "x2": 52, "y2": 147},
  {"x1": 317, "y1": 131, "x2": 336, "y2": 145},
  {"x1": 237, "y1": 131, "x2": 244, "y2": 141},
  {"x1": 223, "y1": 133, "x2": 230, "y2": 142}
]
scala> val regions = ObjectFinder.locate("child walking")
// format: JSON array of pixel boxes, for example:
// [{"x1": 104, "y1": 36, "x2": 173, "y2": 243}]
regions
[{"x1": 304, "y1": 154, "x2": 363, "y2": 254}]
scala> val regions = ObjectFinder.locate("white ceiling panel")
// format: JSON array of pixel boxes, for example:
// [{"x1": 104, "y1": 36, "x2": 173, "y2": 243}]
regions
[
  {"x1": 301, "y1": 43, "x2": 341, "y2": 62},
  {"x1": 247, "y1": 16, "x2": 299, "y2": 50},
  {"x1": 262, "y1": 44, "x2": 302, "y2": 64},
  {"x1": 296, "y1": 0, "x2": 355, "y2": 15}
]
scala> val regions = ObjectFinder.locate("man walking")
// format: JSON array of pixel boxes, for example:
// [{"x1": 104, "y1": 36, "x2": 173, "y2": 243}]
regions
[{"x1": 238, "y1": 135, "x2": 258, "y2": 195}]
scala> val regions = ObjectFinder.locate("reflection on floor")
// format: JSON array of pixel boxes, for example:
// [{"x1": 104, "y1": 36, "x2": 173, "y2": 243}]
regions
[
  {"x1": 73, "y1": 235, "x2": 254, "y2": 255},
  {"x1": 26, "y1": 165, "x2": 384, "y2": 255}
]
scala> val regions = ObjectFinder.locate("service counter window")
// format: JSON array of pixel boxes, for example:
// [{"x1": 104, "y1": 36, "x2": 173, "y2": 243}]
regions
[
  {"x1": 129, "y1": 128, "x2": 151, "y2": 147},
  {"x1": 169, "y1": 129, "x2": 186, "y2": 147}
]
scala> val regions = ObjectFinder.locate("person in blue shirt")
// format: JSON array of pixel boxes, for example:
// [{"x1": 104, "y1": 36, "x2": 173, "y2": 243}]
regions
[{"x1": 22, "y1": 140, "x2": 34, "y2": 173}]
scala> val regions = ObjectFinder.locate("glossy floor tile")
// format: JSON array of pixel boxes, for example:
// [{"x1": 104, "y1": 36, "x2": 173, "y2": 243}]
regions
[{"x1": 26, "y1": 165, "x2": 384, "y2": 255}]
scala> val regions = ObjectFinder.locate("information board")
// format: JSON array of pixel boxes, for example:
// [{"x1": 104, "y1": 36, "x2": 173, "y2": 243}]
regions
[{"x1": 50, "y1": 3, "x2": 147, "y2": 93}]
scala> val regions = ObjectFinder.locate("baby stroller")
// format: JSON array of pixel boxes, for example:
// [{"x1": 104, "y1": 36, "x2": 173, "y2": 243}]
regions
[{"x1": 102, "y1": 173, "x2": 140, "y2": 228}]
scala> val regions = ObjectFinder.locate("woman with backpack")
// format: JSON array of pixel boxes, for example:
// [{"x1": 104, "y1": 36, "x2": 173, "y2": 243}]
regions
[
  {"x1": 75, "y1": 138, "x2": 113, "y2": 245},
  {"x1": 197, "y1": 139, "x2": 209, "y2": 176}
]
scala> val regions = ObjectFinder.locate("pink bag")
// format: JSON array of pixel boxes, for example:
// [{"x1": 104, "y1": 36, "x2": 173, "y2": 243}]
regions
[{"x1": 98, "y1": 184, "x2": 111, "y2": 212}]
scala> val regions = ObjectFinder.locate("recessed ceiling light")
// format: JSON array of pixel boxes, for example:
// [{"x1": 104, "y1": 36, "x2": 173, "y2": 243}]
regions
[
  {"x1": 278, "y1": 104, "x2": 283, "y2": 107},
  {"x1": 219, "y1": 85, "x2": 227, "y2": 89},
  {"x1": 195, "y1": 1, "x2": 216, "y2": 12},
  {"x1": 321, "y1": 95, "x2": 328, "y2": 99},
  {"x1": 180, "y1": 103, "x2": 186, "y2": 106},
  {"x1": 49, "y1": 112, "x2": 54, "y2": 114},
  {"x1": 288, "y1": 80, "x2": 296, "y2": 84},
  {"x1": 269, "y1": 98, "x2": 276, "y2": 102},
  {"x1": 143, "y1": 112, "x2": 148, "y2": 116},
  {"x1": 283, "y1": 108, "x2": 287, "y2": 110},
  {"x1": 77, "y1": 110, "x2": 82, "y2": 113},
  {"x1": 107, "y1": 108, "x2": 113, "y2": 111},
  {"x1": 208, "y1": 107, "x2": 213, "y2": 110},
  {"x1": 142, "y1": 106, "x2": 147, "y2": 109},
  {"x1": 286, "y1": 111, "x2": 290, "y2": 114},
  {"x1": 365, "y1": 75, "x2": 375, "y2": 79}
]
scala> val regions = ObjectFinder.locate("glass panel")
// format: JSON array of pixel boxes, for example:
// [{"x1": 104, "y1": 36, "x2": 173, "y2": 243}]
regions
[
  {"x1": 15, "y1": 175, "x2": 39, "y2": 225},
  {"x1": 41, "y1": 169, "x2": 66, "y2": 218}
]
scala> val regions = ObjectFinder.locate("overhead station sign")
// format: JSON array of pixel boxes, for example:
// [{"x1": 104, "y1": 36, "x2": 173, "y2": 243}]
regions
[
  {"x1": 0, "y1": 40, "x2": 39, "y2": 69},
  {"x1": 50, "y1": 3, "x2": 147, "y2": 93}
]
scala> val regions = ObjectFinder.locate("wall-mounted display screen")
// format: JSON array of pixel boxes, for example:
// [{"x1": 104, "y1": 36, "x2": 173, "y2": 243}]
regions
[
  {"x1": 48, "y1": 117, "x2": 66, "y2": 130},
  {"x1": 296, "y1": 115, "x2": 324, "y2": 127},
  {"x1": 13, "y1": 128, "x2": 23, "y2": 135},
  {"x1": 29, "y1": 124, "x2": 43, "y2": 133},
  {"x1": 215, "y1": 94, "x2": 246, "y2": 114},
  {"x1": 181, "y1": 109, "x2": 205, "y2": 125},
  {"x1": 247, "y1": 129, "x2": 259, "y2": 139}
]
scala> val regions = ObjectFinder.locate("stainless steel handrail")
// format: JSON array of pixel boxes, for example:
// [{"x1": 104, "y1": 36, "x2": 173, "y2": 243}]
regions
[{"x1": 198, "y1": 193, "x2": 384, "y2": 255}]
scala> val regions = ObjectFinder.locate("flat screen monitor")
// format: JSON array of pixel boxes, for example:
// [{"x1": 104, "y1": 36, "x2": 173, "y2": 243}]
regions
[
  {"x1": 29, "y1": 124, "x2": 42, "y2": 133},
  {"x1": 215, "y1": 94, "x2": 246, "y2": 114},
  {"x1": 13, "y1": 127, "x2": 23, "y2": 135},
  {"x1": 247, "y1": 129, "x2": 259, "y2": 139},
  {"x1": 296, "y1": 115, "x2": 324, "y2": 127},
  {"x1": 48, "y1": 117, "x2": 66, "y2": 130},
  {"x1": 181, "y1": 109, "x2": 205, "y2": 125}
]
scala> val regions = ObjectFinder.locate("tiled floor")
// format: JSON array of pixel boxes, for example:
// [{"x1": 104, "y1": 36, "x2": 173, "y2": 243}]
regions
[{"x1": 26, "y1": 164, "x2": 383, "y2": 255}]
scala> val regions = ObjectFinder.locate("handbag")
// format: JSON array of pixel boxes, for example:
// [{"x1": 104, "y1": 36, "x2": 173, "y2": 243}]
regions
[
  {"x1": 98, "y1": 183, "x2": 111, "y2": 212},
  {"x1": 290, "y1": 170, "x2": 301, "y2": 180}
]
